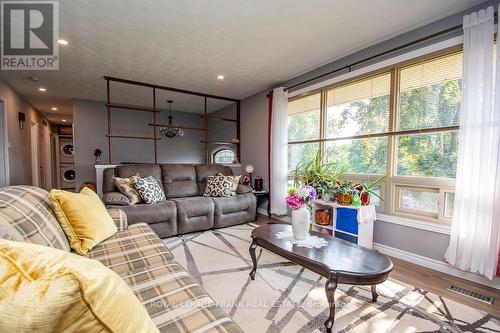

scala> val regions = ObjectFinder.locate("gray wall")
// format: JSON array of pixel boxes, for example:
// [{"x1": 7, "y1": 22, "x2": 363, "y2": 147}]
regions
[
  {"x1": 73, "y1": 99, "x2": 205, "y2": 189},
  {"x1": 237, "y1": 2, "x2": 500, "y2": 262},
  {"x1": 0, "y1": 78, "x2": 47, "y2": 185},
  {"x1": 374, "y1": 220, "x2": 450, "y2": 261}
]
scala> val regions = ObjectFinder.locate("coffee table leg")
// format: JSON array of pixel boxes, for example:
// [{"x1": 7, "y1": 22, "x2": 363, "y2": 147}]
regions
[
  {"x1": 371, "y1": 285, "x2": 379, "y2": 302},
  {"x1": 249, "y1": 237, "x2": 258, "y2": 280},
  {"x1": 324, "y1": 275, "x2": 338, "y2": 332}
]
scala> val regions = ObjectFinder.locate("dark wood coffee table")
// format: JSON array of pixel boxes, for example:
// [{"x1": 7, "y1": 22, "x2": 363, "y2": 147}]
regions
[{"x1": 249, "y1": 224, "x2": 393, "y2": 332}]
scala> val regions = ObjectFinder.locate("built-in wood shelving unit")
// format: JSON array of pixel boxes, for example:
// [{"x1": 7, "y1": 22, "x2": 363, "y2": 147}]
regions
[
  {"x1": 200, "y1": 115, "x2": 239, "y2": 123},
  {"x1": 104, "y1": 76, "x2": 241, "y2": 163},
  {"x1": 105, "y1": 103, "x2": 160, "y2": 113},
  {"x1": 148, "y1": 123, "x2": 207, "y2": 132},
  {"x1": 200, "y1": 140, "x2": 239, "y2": 145},
  {"x1": 106, "y1": 134, "x2": 160, "y2": 140}
]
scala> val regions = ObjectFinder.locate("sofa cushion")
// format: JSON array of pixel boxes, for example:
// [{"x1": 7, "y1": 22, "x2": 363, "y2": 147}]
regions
[
  {"x1": 122, "y1": 261, "x2": 241, "y2": 333},
  {"x1": 212, "y1": 193, "x2": 257, "y2": 228},
  {"x1": 85, "y1": 223, "x2": 175, "y2": 275},
  {"x1": 172, "y1": 197, "x2": 214, "y2": 234},
  {"x1": 107, "y1": 208, "x2": 128, "y2": 231},
  {"x1": 160, "y1": 164, "x2": 198, "y2": 198},
  {"x1": 50, "y1": 187, "x2": 118, "y2": 255},
  {"x1": 108, "y1": 200, "x2": 177, "y2": 236},
  {"x1": 102, "y1": 167, "x2": 118, "y2": 193},
  {"x1": 116, "y1": 164, "x2": 164, "y2": 192},
  {"x1": 0, "y1": 239, "x2": 159, "y2": 333},
  {"x1": 0, "y1": 219, "x2": 23, "y2": 241},
  {"x1": 195, "y1": 164, "x2": 234, "y2": 195},
  {"x1": 132, "y1": 176, "x2": 166, "y2": 204},
  {"x1": 0, "y1": 186, "x2": 70, "y2": 251}
]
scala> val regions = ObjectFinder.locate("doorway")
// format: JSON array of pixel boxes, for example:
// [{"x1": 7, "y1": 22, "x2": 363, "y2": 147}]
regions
[
  {"x1": 30, "y1": 122, "x2": 46, "y2": 188},
  {"x1": 0, "y1": 101, "x2": 8, "y2": 187}
]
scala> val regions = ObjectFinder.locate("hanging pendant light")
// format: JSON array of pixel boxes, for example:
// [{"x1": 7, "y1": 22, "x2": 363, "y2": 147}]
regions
[{"x1": 160, "y1": 100, "x2": 184, "y2": 138}]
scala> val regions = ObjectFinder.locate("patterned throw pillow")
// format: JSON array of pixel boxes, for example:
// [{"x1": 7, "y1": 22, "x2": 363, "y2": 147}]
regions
[
  {"x1": 203, "y1": 175, "x2": 233, "y2": 197},
  {"x1": 217, "y1": 173, "x2": 241, "y2": 195},
  {"x1": 112, "y1": 173, "x2": 142, "y2": 204},
  {"x1": 132, "y1": 176, "x2": 165, "y2": 204}
]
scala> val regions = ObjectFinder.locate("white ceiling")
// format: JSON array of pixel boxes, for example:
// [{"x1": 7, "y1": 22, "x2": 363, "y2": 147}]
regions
[{"x1": 0, "y1": 0, "x2": 486, "y2": 124}]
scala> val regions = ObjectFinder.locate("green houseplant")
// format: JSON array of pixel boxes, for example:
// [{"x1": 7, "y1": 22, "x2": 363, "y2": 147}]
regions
[
  {"x1": 334, "y1": 180, "x2": 355, "y2": 205},
  {"x1": 359, "y1": 175, "x2": 386, "y2": 206},
  {"x1": 292, "y1": 150, "x2": 347, "y2": 199}
]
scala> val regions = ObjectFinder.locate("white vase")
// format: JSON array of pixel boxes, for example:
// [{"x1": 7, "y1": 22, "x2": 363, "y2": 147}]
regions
[{"x1": 291, "y1": 206, "x2": 310, "y2": 240}]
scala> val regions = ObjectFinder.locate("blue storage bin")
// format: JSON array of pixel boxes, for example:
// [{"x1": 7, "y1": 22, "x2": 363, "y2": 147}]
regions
[
  {"x1": 335, "y1": 208, "x2": 358, "y2": 234},
  {"x1": 335, "y1": 231, "x2": 358, "y2": 244}
]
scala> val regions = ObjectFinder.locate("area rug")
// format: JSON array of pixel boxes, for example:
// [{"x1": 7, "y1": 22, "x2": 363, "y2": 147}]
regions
[{"x1": 163, "y1": 222, "x2": 500, "y2": 333}]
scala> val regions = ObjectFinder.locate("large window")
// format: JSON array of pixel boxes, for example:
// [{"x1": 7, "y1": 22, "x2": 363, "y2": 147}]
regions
[{"x1": 287, "y1": 50, "x2": 462, "y2": 224}]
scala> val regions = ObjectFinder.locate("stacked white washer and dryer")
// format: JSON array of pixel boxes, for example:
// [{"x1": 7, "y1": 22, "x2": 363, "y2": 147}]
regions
[{"x1": 57, "y1": 126, "x2": 75, "y2": 191}]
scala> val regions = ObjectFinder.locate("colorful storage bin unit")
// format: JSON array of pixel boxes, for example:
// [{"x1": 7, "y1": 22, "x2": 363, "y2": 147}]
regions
[{"x1": 313, "y1": 201, "x2": 374, "y2": 249}]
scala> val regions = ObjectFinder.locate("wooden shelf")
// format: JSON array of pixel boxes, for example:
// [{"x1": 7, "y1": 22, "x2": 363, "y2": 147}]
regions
[
  {"x1": 107, "y1": 134, "x2": 160, "y2": 140},
  {"x1": 200, "y1": 140, "x2": 240, "y2": 145},
  {"x1": 200, "y1": 115, "x2": 239, "y2": 123},
  {"x1": 148, "y1": 123, "x2": 207, "y2": 132},
  {"x1": 106, "y1": 103, "x2": 160, "y2": 113}
]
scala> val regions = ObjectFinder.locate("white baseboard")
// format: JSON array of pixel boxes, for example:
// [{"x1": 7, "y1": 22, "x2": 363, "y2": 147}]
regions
[
  {"x1": 373, "y1": 243, "x2": 500, "y2": 290},
  {"x1": 257, "y1": 208, "x2": 268, "y2": 216}
]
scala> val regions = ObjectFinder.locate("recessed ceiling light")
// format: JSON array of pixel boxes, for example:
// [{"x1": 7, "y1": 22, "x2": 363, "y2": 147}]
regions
[
  {"x1": 217, "y1": 74, "x2": 224, "y2": 80},
  {"x1": 62, "y1": 119, "x2": 67, "y2": 122},
  {"x1": 57, "y1": 39, "x2": 68, "y2": 45},
  {"x1": 38, "y1": 87, "x2": 46, "y2": 92},
  {"x1": 51, "y1": 107, "x2": 58, "y2": 111}
]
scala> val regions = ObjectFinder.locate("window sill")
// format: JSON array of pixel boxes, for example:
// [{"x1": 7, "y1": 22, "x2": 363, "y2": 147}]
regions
[{"x1": 376, "y1": 213, "x2": 451, "y2": 235}]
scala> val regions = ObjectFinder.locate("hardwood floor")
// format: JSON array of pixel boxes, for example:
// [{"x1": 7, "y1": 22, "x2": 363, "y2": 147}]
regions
[
  {"x1": 389, "y1": 257, "x2": 500, "y2": 317},
  {"x1": 255, "y1": 215, "x2": 500, "y2": 318}
]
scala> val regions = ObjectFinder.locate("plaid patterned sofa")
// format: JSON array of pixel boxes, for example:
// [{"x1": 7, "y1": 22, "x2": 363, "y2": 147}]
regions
[{"x1": 0, "y1": 186, "x2": 242, "y2": 333}]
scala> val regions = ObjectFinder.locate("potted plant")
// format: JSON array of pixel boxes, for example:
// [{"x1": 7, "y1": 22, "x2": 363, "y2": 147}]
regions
[
  {"x1": 357, "y1": 175, "x2": 386, "y2": 206},
  {"x1": 291, "y1": 151, "x2": 347, "y2": 200},
  {"x1": 334, "y1": 180, "x2": 355, "y2": 206},
  {"x1": 286, "y1": 185, "x2": 317, "y2": 240}
]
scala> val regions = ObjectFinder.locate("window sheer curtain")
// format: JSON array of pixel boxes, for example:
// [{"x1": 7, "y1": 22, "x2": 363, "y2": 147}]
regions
[
  {"x1": 445, "y1": 6, "x2": 500, "y2": 279},
  {"x1": 270, "y1": 87, "x2": 288, "y2": 215}
]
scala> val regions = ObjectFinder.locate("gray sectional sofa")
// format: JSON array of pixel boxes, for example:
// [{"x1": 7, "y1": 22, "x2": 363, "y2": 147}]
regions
[{"x1": 102, "y1": 163, "x2": 257, "y2": 238}]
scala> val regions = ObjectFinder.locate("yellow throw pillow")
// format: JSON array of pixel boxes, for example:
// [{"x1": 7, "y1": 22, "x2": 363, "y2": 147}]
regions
[
  {"x1": 0, "y1": 240, "x2": 159, "y2": 333},
  {"x1": 50, "y1": 187, "x2": 117, "y2": 255}
]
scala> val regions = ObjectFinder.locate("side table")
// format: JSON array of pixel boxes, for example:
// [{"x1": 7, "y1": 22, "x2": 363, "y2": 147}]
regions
[{"x1": 252, "y1": 190, "x2": 270, "y2": 219}]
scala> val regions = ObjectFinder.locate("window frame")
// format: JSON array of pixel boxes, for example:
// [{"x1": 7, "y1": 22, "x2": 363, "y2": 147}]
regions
[
  {"x1": 211, "y1": 147, "x2": 236, "y2": 164},
  {"x1": 287, "y1": 47, "x2": 462, "y2": 226}
]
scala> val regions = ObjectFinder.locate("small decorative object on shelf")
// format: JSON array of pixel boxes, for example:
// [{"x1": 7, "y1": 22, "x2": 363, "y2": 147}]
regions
[
  {"x1": 79, "y1": 182, "x2": 97, "y2": 193},
  {"x1": 351, "y1": 192, "x2": 361, "y2": 207},
  {"x1": 254, "y1": 176, "x2": 263, "y2": 191},
  {"x1": 286, "y1": 185, "x2": 316, "y2": 240},
  {"x1": 245, "y1": 164, "x2": 254, "y2": 186},
  {"x1": 94, "y1": 148, "x2": 102, "y2": 163},
  {"x1": 242, "y1": 175, "x2": 250, "y2": 186},
  {"x1": 334, "y1": 180, "x2": 355, "y2": 206},
  {"x1": 315, "y1": 209, "x2": 331, "y2": 226}
]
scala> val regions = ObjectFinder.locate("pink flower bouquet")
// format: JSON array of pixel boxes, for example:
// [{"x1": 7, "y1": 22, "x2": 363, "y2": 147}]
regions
[{"x1": 285, "y1": 185, "x2": 317, "y2": 210}]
